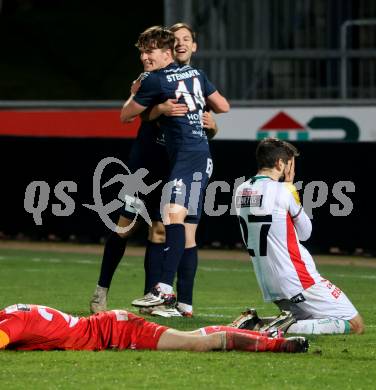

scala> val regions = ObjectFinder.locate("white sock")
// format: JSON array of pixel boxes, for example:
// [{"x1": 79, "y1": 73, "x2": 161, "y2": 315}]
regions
[
  {"x1": 287, "y1": 318, "x2": 351, "y2": 334},
  {"x1": 177, "y1": 302, "x2": 193, "y2": 313},
  {"x1": 158, "y1": 283, "x2": 173, "y2": 294}
]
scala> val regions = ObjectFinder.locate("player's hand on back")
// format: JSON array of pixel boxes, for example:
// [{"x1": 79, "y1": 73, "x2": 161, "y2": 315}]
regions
[
  {"x1": 202, "y1": 111, "x2": 215, "y2": 129},
  {"x1": 202, "y1": 111, "x2": 218, "y2": 139},
  {"x1": 158, "y1": 99, "x2": 188, "y2": 117}
]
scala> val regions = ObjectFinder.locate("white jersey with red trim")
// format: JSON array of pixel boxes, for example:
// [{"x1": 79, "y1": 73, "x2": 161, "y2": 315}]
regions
[{"x1": 235, "y1": 175, "x2": 321, "y2": 302}]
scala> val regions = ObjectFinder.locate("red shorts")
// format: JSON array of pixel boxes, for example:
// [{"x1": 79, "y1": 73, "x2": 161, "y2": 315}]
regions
[{"x1": 112, "y1": 311, "x2": 169, "y2": 350}]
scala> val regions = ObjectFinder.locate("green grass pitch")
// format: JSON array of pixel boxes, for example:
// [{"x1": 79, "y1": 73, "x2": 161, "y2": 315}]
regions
[{"x1": 0, "y1": 246, "x2": 376, "y2": 389}]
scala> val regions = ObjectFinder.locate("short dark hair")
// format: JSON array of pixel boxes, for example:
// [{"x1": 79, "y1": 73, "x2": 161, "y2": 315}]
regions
[
  {"x1": 135, "y1": 26, "x2": 175, "y2": 52},
  {"x1": 256, "y1": 137, "x2": 299, "y2": 170},
  {"x1": 169, "y1": 22, "x2": 197, "y2": 42}
]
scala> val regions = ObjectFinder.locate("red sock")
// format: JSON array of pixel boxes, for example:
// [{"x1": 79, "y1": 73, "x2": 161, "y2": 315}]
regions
[
  {"x1": 201, "y1": 325, "x2": 264, "y2": 337},
  {"x1": 225, "y1": 332, "x2": 286, "y2": 352}
]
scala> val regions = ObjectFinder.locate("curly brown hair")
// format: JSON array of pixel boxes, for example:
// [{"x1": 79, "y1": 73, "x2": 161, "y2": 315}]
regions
[{"x1": 135, "y1": 26, "x2": 175, "y2": 52}]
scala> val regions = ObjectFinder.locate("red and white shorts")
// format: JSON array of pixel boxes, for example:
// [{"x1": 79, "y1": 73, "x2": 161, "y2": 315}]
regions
[
  {"x1": 111, "y1": 311, "x2": 168, "y2": 350},
  {"x1": 283, "y1": 280, "x2": 358, "y2": 321}
]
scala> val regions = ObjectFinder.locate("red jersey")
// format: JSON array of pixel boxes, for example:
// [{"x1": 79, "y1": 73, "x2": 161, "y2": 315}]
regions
[{"x1": 0, "y1": 304, "x2": 168, "y2": 351}]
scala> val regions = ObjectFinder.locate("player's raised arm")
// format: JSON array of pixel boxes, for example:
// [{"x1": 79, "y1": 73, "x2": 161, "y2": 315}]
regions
[{"x1": 206, "y1": 90, "x2": 230, "y2": 114}]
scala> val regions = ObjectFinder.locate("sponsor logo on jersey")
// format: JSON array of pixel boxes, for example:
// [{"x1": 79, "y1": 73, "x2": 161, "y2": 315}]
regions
[
  {"x1": 290, "y1": 293, "x2": 306, "y2": 303},
  {"x1": 236, "y1": 194, "x2": 263, "y2": 208},
  {"x1": 240, "y1": 189, "x2": 258, "y2": 196}
]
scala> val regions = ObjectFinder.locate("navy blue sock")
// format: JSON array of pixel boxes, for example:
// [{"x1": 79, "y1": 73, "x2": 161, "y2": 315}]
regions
[
  {"x1": 98, "y1": 232, "x2": 127, "y2": 288},
  {"x1": 177, "y1": 246, "x2": 198, "y2": 305},
  {"x1": 143, "y1": 242, "x2": 151, "y2": 294},
  {"x1": 160, "y1": 223, "x2": 186, "y2": 287},
  {"x1": 143, "y1": 241, "x2": 164, "y2": 294}
]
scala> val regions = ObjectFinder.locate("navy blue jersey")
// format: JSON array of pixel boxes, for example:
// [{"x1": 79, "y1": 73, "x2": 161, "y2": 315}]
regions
[
  {"x1": 135, "y1": 120, "x2": 165, "y2": 148},
  {"x1": 133, "y1": 63, "x2": 216, "y2": 155}
]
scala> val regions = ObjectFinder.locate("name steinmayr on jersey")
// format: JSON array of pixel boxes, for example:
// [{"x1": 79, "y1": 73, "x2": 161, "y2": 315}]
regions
[{"x1": 166, "y1": 69, "x2": 200, "y2": 82}]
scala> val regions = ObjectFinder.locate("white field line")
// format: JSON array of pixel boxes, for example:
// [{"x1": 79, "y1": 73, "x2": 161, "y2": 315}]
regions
[
  {"x1": 0, "y1": 256, "x2": 249, "y2": 271},
  {"x1": 197, "y1": 306, "x2": 270, "y2": 310},
  {"x1": 2, "y1": 255, "x2": 376, "y2": 279},
  {"x1": 198, "y1": 266, "x2": 250, "y2": 272},
  {"x1": 195, "y1": 313, "x2": 233, "y2": 318},
  {"x1": 48, "y1": 258, "x2": 62, "y2": 263},
  {"x1": 328, "y1": 273, "x2": 376, "y2": 280},
  {"x1": 24, "y1": 269, "x2": 44, "y2": 272}
]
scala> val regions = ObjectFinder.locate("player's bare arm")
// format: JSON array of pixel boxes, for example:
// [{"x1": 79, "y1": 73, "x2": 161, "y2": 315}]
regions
[
  {"x1": 206, "y1": 91, "x2": 230, "y2": 113},
  {"x1": 144, "y1": 99, "x2": 189, "y2": 121},
  {"x1": 120, "y1": 98, "x2": 147, "y2": 123},
  {"x1": 131, "y1": 79, "x2": 142, "y2": 95},
  {"x1": 142, "y1": 100, "x2": 219, "y2": 138}
]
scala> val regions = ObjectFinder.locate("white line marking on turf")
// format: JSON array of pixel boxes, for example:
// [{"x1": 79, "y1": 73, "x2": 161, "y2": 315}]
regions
[
  {"x1": 195, "y1": 314, "x2": 233, "y2": 318},
  {"x1": 24, "y1": 269, "x2": 43, "y2": 272},
  {"x1": 197, "y1": 306, "x2": 266, "y2": 310},
  {"x1": 47, "y1": 258, "x2": 62, "y2": 263},
  {"x1": 0, "y1": 256, "x2": 6, "y2": 260},
  {"x1": 75, "y1": 259, "x2": 96, "y2": 264},
  {"x1": 198, "y1": 266, "x2": 251, "y2": 273},
  {"x1": 332, "y1": 273, "x2": 376, "y2": 280}
]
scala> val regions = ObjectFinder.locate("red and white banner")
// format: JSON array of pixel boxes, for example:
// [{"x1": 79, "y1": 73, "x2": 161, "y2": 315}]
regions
[{"x1": 0, "y1": 109, "x2": 140, "y2": 138}]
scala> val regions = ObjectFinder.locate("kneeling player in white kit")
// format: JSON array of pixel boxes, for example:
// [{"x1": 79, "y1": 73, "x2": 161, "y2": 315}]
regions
[{"x1": 233, "y1": 138, "x2": 364, "y2": 335}]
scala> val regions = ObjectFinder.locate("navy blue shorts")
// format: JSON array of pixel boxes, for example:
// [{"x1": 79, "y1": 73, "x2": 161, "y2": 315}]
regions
[{"x1": 163, "y1": 150, "x2": 213, "y2": 224}]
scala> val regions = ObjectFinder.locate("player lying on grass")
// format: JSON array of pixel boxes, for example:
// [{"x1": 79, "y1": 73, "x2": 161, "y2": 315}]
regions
[
  {"x1": 232, "y1": 137, "x2": 364, "y2": 335},
  {"x1": 0, "y1": 304, "x2": 308, "y2": 353}
]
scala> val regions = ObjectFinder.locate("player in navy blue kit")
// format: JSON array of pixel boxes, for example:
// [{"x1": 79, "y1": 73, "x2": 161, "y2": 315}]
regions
[
  {"x1": 90, "y1": 24, "x2": 218, "y2": 317},
  {"x1": 121, "y1": 26, "x2": 229, "y2": 310}
]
